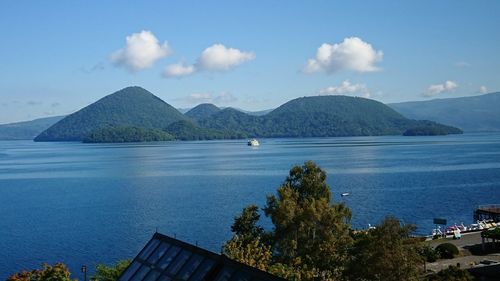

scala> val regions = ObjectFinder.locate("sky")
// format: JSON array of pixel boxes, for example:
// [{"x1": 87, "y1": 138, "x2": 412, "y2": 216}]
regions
[{"x1": 0, "y1": 1, "x2": 499, "y2": 124}]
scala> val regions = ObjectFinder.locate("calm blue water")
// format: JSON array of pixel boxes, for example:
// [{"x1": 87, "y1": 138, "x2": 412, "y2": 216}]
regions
[{"x1": 1, "y1": 133, "x2": 500, "y2": 278}]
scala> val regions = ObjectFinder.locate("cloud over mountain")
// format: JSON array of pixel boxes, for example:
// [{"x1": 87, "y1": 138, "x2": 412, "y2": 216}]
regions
[
  {"x1": 303, "y1": 37, "x2": 383, "y2": 74},
  {"x1": 182, "y1": 92, "x2": 238, "y2": 105},
  {"x1": 425, "y1": 80, "x2": 458, "y2": 97},
  {"x1": 110, "y1": 31, "x2": 172, "y2": 71},
  {"x1": 319, "y1": 80, "x2": 370, "y2": 98}
]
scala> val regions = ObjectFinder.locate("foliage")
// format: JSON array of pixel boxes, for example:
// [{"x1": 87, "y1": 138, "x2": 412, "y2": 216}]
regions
[
  {"x1": 264, "y1": 161, "x2": 352, "y2": 277},
  {"x1": 35, "y1": 86, "x2": 189, "y2": 141},
  {"x1": 481, "y1": 227, "x2": 500, "y2": 239},
  {"x1": 347, "y1": 216, "x2": 422, "y2": 281},
  {"x1": 92, "y1": 260, "x2": 131, "y2": 281},
  {"x1": 419, "y1": 244, "x2": 440, "y2": 262},
  {"x1": 223, "y1": 236, "x2": 272, "y2": 271},
  {"x1": 165, "y1": 120, "x2": 244, "y2": 140},
  {"x1": 7, "y1": 263, "x2": 75, "y2": 281},
  {"x1": 185, "y1": 103, "x2": 221, "y2": 121},
  {"x1": 225, "y1": 161, "x2": 353, "y2": 280},
  {"x1": 34, "y1": 89, "x2": 462, "y2": 142},
  {"x1": 199, "y1": 96, "x2": 462, "y2": 138},
  {"x1": 425, "y1": 265, "x2": 474, "y2": 281},
  {"x1": 230, "y1": 204, "x2": 264, "y2": 241},
  {"x1": 83, "y1": 126, "x2": 174, "y2": 143},
  {"x1": 268, "y1": 263, "x2": 318, "y2": 281},
  {"x1": 403, "y1": 121, "x2": 463, "y2": 136},
  {"x1": 435, "y1": 243, "x2": 459, "y2": 259}
]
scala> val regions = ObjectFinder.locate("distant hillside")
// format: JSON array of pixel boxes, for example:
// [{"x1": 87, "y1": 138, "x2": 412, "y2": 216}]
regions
[
  {"x1": 33, "y1": 87, "x2": 462, "y2": 142},
  {"x1": 183, "y1": 105, "x2": 273, "y2": 119},
  {"x1": 35, "y1": 86, "x2": 189, "y2": 141},
  {"x1": 185, "y1": 103, "x2": 221, "y2": 121},
  {"x1": 83, "y1": 126, "x2": 174, "y2": 143},
  {"x1": 0, "y1": 116, "x2": 64, "y2": 140},
  {"x1": 234, "y1": 108, "x2": 274, "y2": 116},
  {"x1": 199, "y1": 96, "x2": 461, "y2": 137},
  {"x1": 198, "y1": 108, "x2": 264, "y2": 136},
  {"x1": 389, "y1": 92, "x2": 500, "y2": 132},
  {"x1": 165, "y1": 120, "x2": 244, "y2": 140}
]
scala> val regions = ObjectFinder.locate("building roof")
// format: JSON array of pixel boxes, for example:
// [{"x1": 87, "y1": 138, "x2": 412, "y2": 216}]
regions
[{"x1": 118, "y1": 232, "x2": 286, "y2": 281}]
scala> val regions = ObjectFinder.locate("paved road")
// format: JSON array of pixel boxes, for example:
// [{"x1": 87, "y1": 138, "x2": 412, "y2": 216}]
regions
[
  {"x1": 426, "y1": 231, "x2": 500, "y2": 272},
  {"x1": 428, "y1": 231, "x2": 484, "y2": 248}
]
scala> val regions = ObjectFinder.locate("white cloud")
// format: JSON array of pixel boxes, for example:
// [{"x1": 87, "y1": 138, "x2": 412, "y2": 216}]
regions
[
  {"x1": 183, "y1": 92, "x2": 238, "y2": 105},
  {"x1": 318, "y1": 80, "x2": 370, "y2": 98},
  {"x1": 196, "y1": 44, "x2": 255, "y2": 71},
  {"x1": 214, "y1": 92, "x2": 238, "y2": 104},
  {"x1": 162, "y1": 44, "x2": 255, "y2": 78},
  {"x1": 303, "y1": 37, "x2": 383, "y2": 74},
  {"x1": 425, "y1": 80, "x2": 458, "y2": 97},
  {"x1": 479, "y1": 86, "x2": 488, "y2": 94},
  {"x1": 162, "y1": 63, "x2": 196, "y2": 78},
  {"x1": 186, "y1": 93, "x2": 213, "y2": 104},
  {"x1": 110, "y1": 30, "x2": 172, "y2": 71}
]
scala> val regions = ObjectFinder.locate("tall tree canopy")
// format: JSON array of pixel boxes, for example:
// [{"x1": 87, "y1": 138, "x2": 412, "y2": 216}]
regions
[
  {"x1": 347, "y1": 216, "x2": 422, "y2": 281},
  {"x1": 225, "y1": 161, "x2": 353, "y2": 280},
  {"x1": 264, "y1": 161, "x2": 352, "y2": 275}
]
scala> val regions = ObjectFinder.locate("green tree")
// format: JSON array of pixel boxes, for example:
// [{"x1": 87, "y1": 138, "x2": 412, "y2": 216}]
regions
[
  {"x1": 224, "y1": 236, "x2": 272, "y2": 271},
  {"x1": 92, "y1": 260, "x2": 131, "y2": 281},
  {"x1": 230, "y1": 204, "x2": 264, "y2": 241},
  {"x1": 7, "y1": 263, "x2": 75, "y2": 281},
  {"x1": 264, "y1": 161, "x2": 352, "y2": 277},
  {"x1": 426, "y1": 265, "x2": 474, "y2": 281},
  {"x1": 347, "y1": 216, "x2": 422, "y2": 281}
]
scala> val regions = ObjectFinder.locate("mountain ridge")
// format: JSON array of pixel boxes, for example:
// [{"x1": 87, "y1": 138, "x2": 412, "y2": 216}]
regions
[
  {"x1": 33, "y1": 86, "x2": 463, "y2": 142},
  {"x1": 35, "y1": 86, "x2": 189, "y2": 141},
  {"x1": 389, "y1": 92, "x2": 500, "y2": 132}
]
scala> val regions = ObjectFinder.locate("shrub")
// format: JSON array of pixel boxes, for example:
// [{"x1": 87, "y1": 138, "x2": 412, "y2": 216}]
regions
[
  {"x1": 420, "y1": 245, "x2": 440, "y2": 262},
  {"x1": 435, "y1": 243, "x2": 459, "y2": 259},
  {"x1": 426, "y1": 265, "x2": 474, "y2": 281}
]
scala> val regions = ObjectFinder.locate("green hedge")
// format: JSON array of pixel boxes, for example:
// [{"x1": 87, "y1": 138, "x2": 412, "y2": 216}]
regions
[{"x1": 435, "y1": 243, "x2": 459, "y2": 259}]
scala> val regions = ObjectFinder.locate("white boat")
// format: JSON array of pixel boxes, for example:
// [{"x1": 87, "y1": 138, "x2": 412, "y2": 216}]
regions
[
  {"x1": 341, "y1": 192, "x2": 350, "y2": 197},
  {"x1": 247, "y1": 139, "x2": 260, "y2": 146}
]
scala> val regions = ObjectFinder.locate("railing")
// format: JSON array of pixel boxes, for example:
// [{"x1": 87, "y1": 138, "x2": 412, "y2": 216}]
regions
[{"x1": 477, "y1": 204, "x2": 500, "y2": 211}]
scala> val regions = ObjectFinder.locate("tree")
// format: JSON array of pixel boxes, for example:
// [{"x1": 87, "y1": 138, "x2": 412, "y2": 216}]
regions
[
  {"x1": 264, "y1": 161, "x2": 352, "y2": 277},
  {"x1": 224, "y1": 236, "x2": 272, "y2": 271},
  {"x1": 230, "y1": 204, "x2": 264, "y2": 241},
  {"x1": 225, "y1": 161, "x2": 353, "y2": 280},
  {"x1": 92, "y1": 260, "x2": 131, "y2": 281},
  {"x1": 347, "y1": 216, "x2": 422, "y2": 281},
  {"x1": 7, "y1": 263, "x2": 75, "y2": 281}
]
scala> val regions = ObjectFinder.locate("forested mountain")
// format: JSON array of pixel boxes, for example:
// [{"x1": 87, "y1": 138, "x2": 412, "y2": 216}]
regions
[
  {"x1": 35, "y1": 86, "x2": 189, "y2": 141},
  {"x1": 165, "y1": 120, "x2": 244, "y2": 140},
  {"x1": 83, "y1": 126, "x2": 175, "y2": 143},
  {"x1": 0, "y1": 116, "x2": 64, "y2": 140},
  {"x1": 185, "y1": 103, "x2": 221, "y2": 121},
  {"x1": 33, "y1": 87, "x2": 462, "y2": 142},
  {"x1": 199, "y1": 96, "x2": 461, "y2": 137},
  {"x1": 198, "y1": 108, "x2": 264, "y2": 136},
  {"x1": 389, "y1": 92, "x2": 500, "y2": 132}
]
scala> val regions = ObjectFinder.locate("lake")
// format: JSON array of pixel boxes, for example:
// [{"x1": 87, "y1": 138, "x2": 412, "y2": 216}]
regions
[{"x1": 1, "y1": 133, "x2": 500, "y2": 278}]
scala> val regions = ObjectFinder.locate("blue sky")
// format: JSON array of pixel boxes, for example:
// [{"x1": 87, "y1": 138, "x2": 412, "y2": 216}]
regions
[{"x1": 0, "y1": 1, "x2": 499, "y2": 123}]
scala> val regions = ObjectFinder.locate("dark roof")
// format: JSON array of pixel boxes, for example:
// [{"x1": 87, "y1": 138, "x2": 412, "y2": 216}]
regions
[{"x1": 118, "y1": 232, "x2": 286, "y2": 281}]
